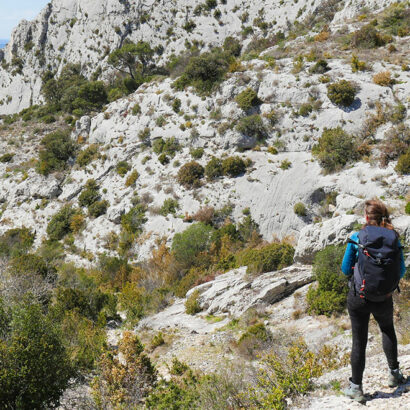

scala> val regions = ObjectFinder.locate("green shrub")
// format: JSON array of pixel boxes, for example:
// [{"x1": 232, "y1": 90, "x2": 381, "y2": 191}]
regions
[
  {"x1": 351, "y1": 54, "x2": 366, "y2": 72},
  {"x1": 306, "y1": 245, "x2": 348, "y2": 316},
  {"x1": 248, "y1": 339, "x2": 323, "y2": 408},
  {"x1": 132, "y1": 103, "x2": 141, "y2": 115},
  {"x1": 222, "y1": 156, "x2": 246, "y2": 177},
  {"x1": 172, "y1": 223, "x2": 214, "y2": 268},
  {"x1": 160, "y1": 198, "x2": 179, "y2": 216},
  {"x1": 8, "y1": 254, "x2": 52, "y2": 279},
  {"x1": 125, "y1": 170, "x2": 139, "y2": 187},
  {"x1": 380, "y1": 3, "x2": 410, "y2": 36},
  {"x1": 173, "y1": 49, "x2": 231, "y2": 94},
  {"x1": 37, "y1": 130, "x2": 77, "y2": 175},
  {"x1": 117, "y1": 282, "x2": 147, "y2": 323},
  {"x1": 239, "y1": 322, "x2": 270, "y2": 343},
  {"x1": 405, "y1": 202, "x2": 410, "y2": 215},
  {"x1": 88, "y1": 200, "x2": 108, "y2": 218},
  {"x1": 294, "y1": 202, "x2": 307, "y2": 216},
  {"x1": 116, "y1": 160, "x2": 131, "y2": 176},
  {"x1": 235, "y1": 88, "x2": 260, "y2": 111},
  {"x1": 0, "y1": 227, "x2": 35, "y2": 258},
  {"x1": 76, "y1": 144, "x2": 99, "y2": 167},
  {"x1": 309, "y1": 59, "x2": 329, "y2": 74},
  {"x1": 185, "y1": 289, "x2": 202, "y2": 315},
  {"x1": 177, "y1": 161, "x2": 204, "y2": 188},
  {"x1": 151, "y1": 332, "x2": 165, "y2": 349},
  {"x1": 312, "y1": 127, "x2": 359, "y2": 173},
  {"x1": 350, "y1": 24, "x2": 388, "y2": 48},
  {"x1": 298, "y1": 103, "x2": 313, "y2": 117},
  {"x1": 172, "y1": 98, "x2": 181, "y2": 113},
  {"x1": 223, "y1": 36, "x2": 242, "y2": 57},
  {"x1": 153, "y1": 137, "x2": 181, "y2": 157},
  {"x1": 0, "y1": 299, "x2": 73, "y2": 409},
  {"x1": 0, "y1": 153, "x2": 14, "y2": 163},
  {"x1": 121, "y1": 204, "x2": 147, "y2": 235},
  {"x1": 327, "y1": 80, "x2": 357, "y2": 107},
  {"x1": 236, "y1": 114, "x2": 267, "y2": 140},
  {"x1": 205, "y1": 0, "x2": 217, "y2": 10},
  {"x1": 236, "y1": 242, "x2": 295, "y2": 275},
  {"x1": 237, "y1": 215, "x2": 260, "y2": 243},
  {"x1": 205, "y1": 157, "x2": 223, "y2": 180},
  {"x1": 396, "y1": 150, "x2": 410, "y2": 175},
  {"x1": 190, "y1": 147, "x2": 204, "y2": 159},
  {"x1": 47, "y1": 205, "x2": 80, "y2": 241},
  {"x1": 78, "y1": 179, "x2": 100, "y2": 207},
  {"x1": 279, "y1": 159, "x2": 292, "y2": 170},
  {"x1": 158, "y1": 153, "x2": 170, "y2": 165}
]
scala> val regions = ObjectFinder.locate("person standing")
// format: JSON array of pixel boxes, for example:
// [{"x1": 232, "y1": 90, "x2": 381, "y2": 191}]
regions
[{"x1": 341, "y1": 199, "x2": 407, "y2": 403}]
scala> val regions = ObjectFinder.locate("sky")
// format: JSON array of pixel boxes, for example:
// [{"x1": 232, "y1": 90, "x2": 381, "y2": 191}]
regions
[{"x1": 0, "y1": 0, "x2": 50, "y2": 38}]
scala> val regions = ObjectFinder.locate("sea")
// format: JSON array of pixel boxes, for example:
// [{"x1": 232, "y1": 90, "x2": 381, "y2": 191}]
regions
[{"x1": 0, "y1": 40, "x2": 8, "y2": 49}]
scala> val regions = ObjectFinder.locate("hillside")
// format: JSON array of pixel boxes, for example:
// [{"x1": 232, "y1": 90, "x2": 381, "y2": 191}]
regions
[{"x1": 0, "y1": 0, "x2": 409, "y2": 408}]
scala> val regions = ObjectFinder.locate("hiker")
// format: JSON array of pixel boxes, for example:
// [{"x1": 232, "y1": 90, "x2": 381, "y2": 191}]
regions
[{"x1": 341, "y1": 199, "x2": 406, "y2": 403}]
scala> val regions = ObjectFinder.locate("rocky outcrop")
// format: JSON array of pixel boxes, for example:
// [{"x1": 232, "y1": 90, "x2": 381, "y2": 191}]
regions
[
  {"x1": 294, "y1": 215, "x2": 360, "y2": 263},
  {"x1": 137, "y1": 264, "x2": 313, "y2": 333},
  {"x1": 0, "y1": 0, "x2": 398, "y2": 115}
]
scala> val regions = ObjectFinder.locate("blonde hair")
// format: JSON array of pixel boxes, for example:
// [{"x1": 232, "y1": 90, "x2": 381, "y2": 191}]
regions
[{"x1": 364, "y1": 199, "x2": 394, "y2": 230}]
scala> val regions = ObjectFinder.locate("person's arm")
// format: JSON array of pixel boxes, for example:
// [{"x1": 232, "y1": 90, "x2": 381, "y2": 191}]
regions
[
  {"x1": 398, "y1": 239, "x2": 406, "y2": 279},
  {"x1": 341, "y1": 232, "x2": 359, "y2": 276}
]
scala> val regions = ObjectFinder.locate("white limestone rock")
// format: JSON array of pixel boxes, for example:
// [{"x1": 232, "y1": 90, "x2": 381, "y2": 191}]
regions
[{"x1": 294, "y1": 215, "x2": 361, "y2": 263}]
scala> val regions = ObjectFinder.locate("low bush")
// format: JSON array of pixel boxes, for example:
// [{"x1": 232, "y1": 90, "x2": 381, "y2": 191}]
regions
[
  {"x1": 172, "y1": 223, "x2": 214, "y2": 269},
  {"x1": 327, "y1": 80, "x2": 357, "y2": 107},
  {"x1": 173, "y1": 48, "x2": 231, "y2": 94},
  {"x1": 223, "y1": 36, "x2": 242, "y2": 57},
  {"x1": 405, "y1": 202, "x2": 410, "y2": 215},
  {"x1": 379, "y1": 124, "x2": 410, "y2": 167},
  {"x1": 309, "y1": 59, "x2": 329, "y2": 74},
  {"x1": 205, "y1": 157, "x2": 223, "y2": 180},
  {"x1": 350, "y1": 24, "x2": 389, "y2": 48},
  {"x1": 294, "y1": 202, "x2": 307, "y2": 216},
  {"x1": 0, "y1": 153, "x2": 14, "y2": 163},
  {"x1": 125, "y1": 170, "x2": 139, "y2": 187},
  {"x1": 380, "y1": 3, "x2": 410, "y2": 37},
  {"x1": 47, "y1": 205, "x2": 82, "y2": 241},
  {"x1": 190, "y1": 147, "x2": 204, "y2": 159},
  {"x1": 121, "y1": 204, "x2": 147, "y2": 235},
  {"x1": 177, "y1": 161, "x2": 204, "y2": 188},
  {"x1": 236, "y1": 114, "x2": 267, "y2": 141},
  {"x1": 298, "y1": 103, "x2": 313, "y2": 117},
  {"x1": 0, "y1": 227, "x2": 35, "y2": 258},
  {"x1": 88, "y1": 200, "x2": 108, "y2": 218},
  {"x1": 351, "y1": 54, "x2": 366, "y2": 72},
  {"x1": 373, "y1": 71, "x2": 393, "y2": 86},
  {"x1": 76, "y1": 145, "x2": 99, "y2": 167},
  {"x1": 160, "y1": 198, "x2": 179, "y2": 216},
  {"x1": 236, "y1": 241, "x2": 295, "y2": 275},
  {"x1": 248, "y1": 339, "x2": 323, "y2": 408},
  {"x1": 152, "y1": 137, "x2": 181, "y2": 157},
  {"x1": 132, "y1": 103, "x2": 141, "y2": 115},
  {"x1": 91, "y1": 331, "x2": 157, "y2": 408},
  {"x1": 116, "y1": 160, "x2": 131, "y2": 176},
  {"x1": 306, "y1": 245, "x2": 348, "y2": 316},
  {"x1": 396, "y1": 150, "x2": 410, "y2": 175},
  {"x1": 185, "y1": 289, "x2": 202, "y2": 315},
  {"x1": 78, "y1": 179, "x2": 100, "y2": 208},
  {"x1": 312, "y1": 127, "x2": 359, "y2": 173},
  {"x1": 172, "y1": 98, "x2": 181, "y2": 113},
  {"x1": 235, "y1": 88, "x2": 260, "y2": 111},
  {"x1": 222, "y1": 156, "x2": 246, "y2": 177},
  {"x1": 37, "y1": 130, "x2": 77, "y2": 175}
]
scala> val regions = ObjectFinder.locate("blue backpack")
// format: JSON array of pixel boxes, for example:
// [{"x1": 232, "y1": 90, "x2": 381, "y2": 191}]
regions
[{"x1": 348, "y1": 226, "x2": 401, "y2": 302}]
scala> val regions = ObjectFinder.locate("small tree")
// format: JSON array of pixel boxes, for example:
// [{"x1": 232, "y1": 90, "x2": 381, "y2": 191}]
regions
[
  {"x1": 177, "y1": 161, "x2": 204, "y2": 188},
  {"x1": 108, "y1": 41, "x2": 154, "y2": 80}
]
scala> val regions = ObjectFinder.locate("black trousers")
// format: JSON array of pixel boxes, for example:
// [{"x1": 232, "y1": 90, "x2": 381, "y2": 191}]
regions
[{"x1": 347, "y1": 289, "x2": 399, "y2": 385}]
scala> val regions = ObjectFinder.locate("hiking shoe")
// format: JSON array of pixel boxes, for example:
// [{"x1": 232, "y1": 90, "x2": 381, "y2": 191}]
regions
[
  {"x1": 388, "y1": 368, "x2": 406, "y2": 387},
  {"x1": 343, "y1": 378, "x2": 365, "y2": 403}
]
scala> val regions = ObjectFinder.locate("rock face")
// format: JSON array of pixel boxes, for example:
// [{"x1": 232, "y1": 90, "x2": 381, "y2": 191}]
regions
[
  {"x1": 0, "y1": 0, "x2": 397, "y2": 115},
  {"x1": 138, "y1": 264, "x2": 313, "y2": 333},
  {"x1": 294, "y1": 215, "x2": 360, "y2": 263}
]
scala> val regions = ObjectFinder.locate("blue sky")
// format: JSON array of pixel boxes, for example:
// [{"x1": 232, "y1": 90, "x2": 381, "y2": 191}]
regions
[{"x1": 0, "y1": 1, "x2": 50, "y2": 38}]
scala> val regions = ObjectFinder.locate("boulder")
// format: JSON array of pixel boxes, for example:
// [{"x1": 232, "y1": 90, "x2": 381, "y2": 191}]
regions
[
  {"x1": 294, "y1": 215, "x2": 360, "y2": 263},
  {"x1": 187, "y1": 264, "x2": 313, "y2": 318},
  {"x1": 73, "y1": 116, "x2": 91, "y2": 140}
]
